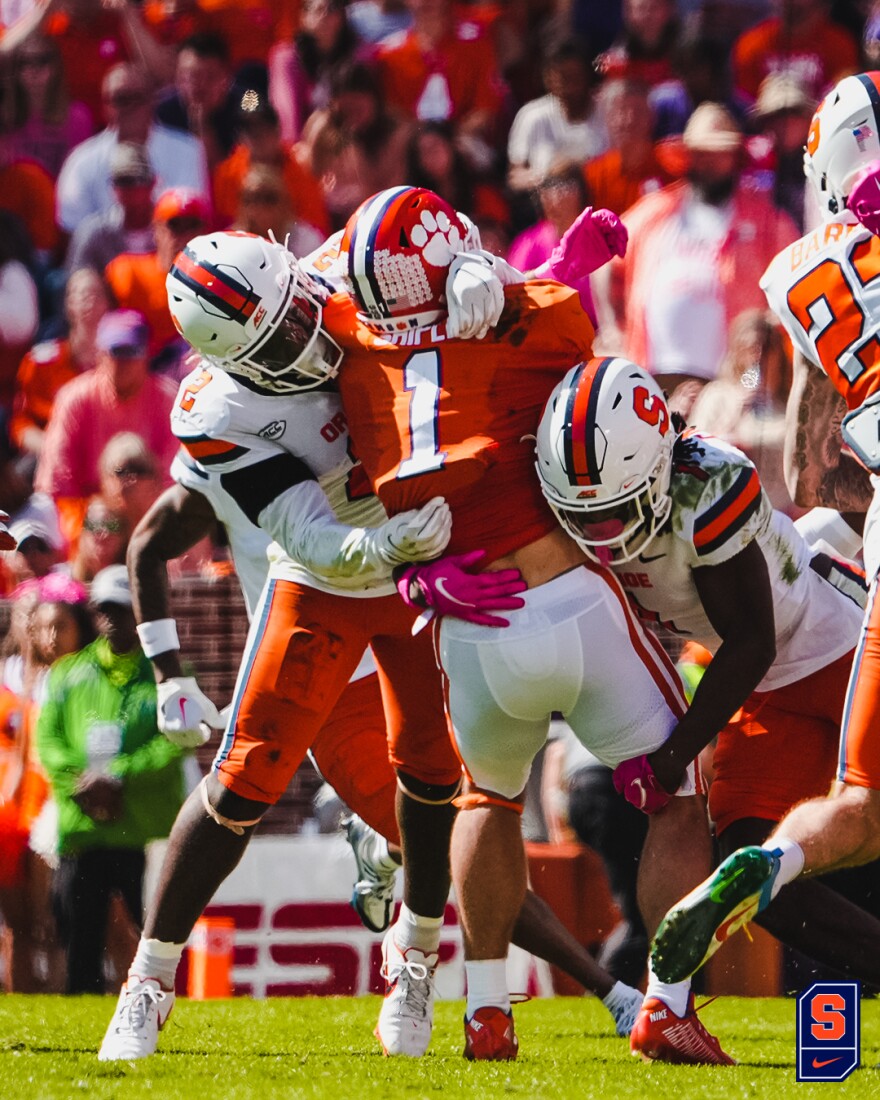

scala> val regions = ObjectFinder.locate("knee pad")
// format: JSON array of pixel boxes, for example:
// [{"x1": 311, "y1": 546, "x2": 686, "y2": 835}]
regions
[
  {"x1": 396, "y1": 769, "x2": 462, "y2": 806},
  {"x1": 200, "y1": 776, "x2": 266, "y2": 836}
]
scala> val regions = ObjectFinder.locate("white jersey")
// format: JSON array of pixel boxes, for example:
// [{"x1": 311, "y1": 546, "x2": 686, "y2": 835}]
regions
[
  {"x1": 761, "y1": 212, "x2": 880, "y2": 581},
  {"x1": 170, "y1": 448, "x2": 376, "y2": 682},
  {"x1": 170, "y1": 362, "x2": 393, "y2": 596},
  {"x1": 613, "y1": 433, "x2": 862, "y2": 691}
]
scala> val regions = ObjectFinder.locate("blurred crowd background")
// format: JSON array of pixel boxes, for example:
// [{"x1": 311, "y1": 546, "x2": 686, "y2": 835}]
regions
[{"x1": 2, "y1": 0, "x2": 880, "y2": 995}]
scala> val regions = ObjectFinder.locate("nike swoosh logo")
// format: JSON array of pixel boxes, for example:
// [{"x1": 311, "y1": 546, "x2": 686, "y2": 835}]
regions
[
  {"x1": 631, "y1": 777, "x2": 647, "y2": 810},
  {"x1": 433, "y1": 576, "x2": 470, "y2": 607},
  {"x1": 639, "y1": 552, "x2": 666, "y2": 563},
  {"x1": 710, "y1": 866, "x2": 744, "y2": 902},
  {"x1": 179, "y1": 699, "x2": 188, "y2": 722},
  {"x1": 713, "y1": 896, "x2": 757, "y2": 944},
  {"x1": 812, "y1": 1057, "x2": 842, "y2": 1068}
]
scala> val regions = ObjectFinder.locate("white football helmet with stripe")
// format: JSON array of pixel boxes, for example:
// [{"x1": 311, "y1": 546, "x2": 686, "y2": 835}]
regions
[
  {"x1": 804, "y1": 71, "x2": 880, "y2": 219},
  {"x1": 339, "y1": 186, "x2": 475, "y2": 334},
  {"x1": 166, "y1": 231, "x2": 342, "y2": 393},
  {"x1": 535, "y1": 357, "x2": 675, "y2": 564}
]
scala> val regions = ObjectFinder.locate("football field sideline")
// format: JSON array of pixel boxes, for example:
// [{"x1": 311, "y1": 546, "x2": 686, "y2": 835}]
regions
[{"x1": 2, "y1": 995, "x2": 879, "y2": 1100}]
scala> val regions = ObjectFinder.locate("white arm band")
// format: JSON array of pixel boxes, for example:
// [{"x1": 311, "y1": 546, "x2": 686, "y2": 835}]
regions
[{"x1": 136, "y1": 618, "x2": 181, "y2": 659}]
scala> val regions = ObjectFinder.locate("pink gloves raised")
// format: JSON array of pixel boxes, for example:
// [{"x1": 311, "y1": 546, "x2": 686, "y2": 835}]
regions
[
  {"x1": 396, "y1": 549, "x2": 527, "y2": 628},
  {"x1": 612, "y1": 754, "x2": 672, "y2": 815},
  {"x1": 534, "y1": 206, "x2": 628, "y2": 286},
  {"x1": 847, "y1": 158, "x2": 880, "y2": 236}
]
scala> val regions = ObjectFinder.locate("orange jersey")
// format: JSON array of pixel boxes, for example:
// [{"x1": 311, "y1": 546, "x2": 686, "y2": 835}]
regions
[
  {"x1": 10, "y1": 338, "x2": 79, "y2": 449},
  {"x1": 141, "y1": 0, "x2": 295, "y2": 68},
  {"x1": 0, "y1": 160, "x2": 58, "y2": 253},
  {"x1": 104, "y1": 252, "x2": 180, "y2": 356},
  {"x1": 212, "y1": 143, "x2": 329, "y2": 235},
  {"x1": 327, "y1": 281, "x2": 595, "y2": 562},
  {"x1": 582, "y1": 146, "x2": 672, "y2": 217},
  {"x1": 732, "y1": 17, "x2": 859, "y2": 102}
]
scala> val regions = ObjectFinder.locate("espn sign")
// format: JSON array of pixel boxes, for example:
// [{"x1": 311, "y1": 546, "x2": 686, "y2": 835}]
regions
[{"x1": 796, "y1": 981, "x2": 860, "y2": 1082}]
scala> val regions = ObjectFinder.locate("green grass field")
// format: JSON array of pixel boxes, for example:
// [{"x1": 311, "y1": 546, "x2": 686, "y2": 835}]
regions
[{"x1": 3, "y1": 995, "x2": 879, "y2": 1100}]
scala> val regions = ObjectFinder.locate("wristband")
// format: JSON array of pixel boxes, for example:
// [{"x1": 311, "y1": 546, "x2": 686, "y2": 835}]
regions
[{"x1": 136, "y1": 618, "x2": 181, "y2": 658}]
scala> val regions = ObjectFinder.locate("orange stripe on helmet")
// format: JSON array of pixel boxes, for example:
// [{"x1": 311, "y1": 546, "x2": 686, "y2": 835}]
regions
[
  {"x1": 174, "y1": 251, "x2": 258, "y2": 319},
  {"x1": 566, "y1": 357, "x2": 611, "y2": 486}
]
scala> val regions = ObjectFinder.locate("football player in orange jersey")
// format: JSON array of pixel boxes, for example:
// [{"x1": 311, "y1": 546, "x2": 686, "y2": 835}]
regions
[
  {"x1": 322, "y1": 186, "x2": 734, "y2": 1064},
  {"x1": 651, "y1": 72, "x2": 880, "y2": 987}
]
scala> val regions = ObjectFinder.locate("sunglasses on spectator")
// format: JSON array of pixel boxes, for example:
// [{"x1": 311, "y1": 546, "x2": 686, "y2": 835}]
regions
[
  {"x1": 111, "y1": 464, "x2": 154, "y2": 479},
  {"x1": 83, "y1": 515, "x2": 123, "y2": 534},
  {"x1": 104, "y1": 90, "x2": 148, "y2": 108},
  {"x1": 165, "y1": 215, "x2": 205, "y2": 233},
  {"x1": 242, "y1": 190, "x2": 284, "y2": 204},
  {"x1": 113, "y1": 175, "x2": 152, "y2": 189},
  {"x1": 18, "y1": 54, "x2": 55, "y2": 69}
]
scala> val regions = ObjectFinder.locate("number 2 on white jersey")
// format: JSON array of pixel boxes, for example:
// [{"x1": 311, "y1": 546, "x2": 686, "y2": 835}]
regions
[{"x1": 397, "y1": 350, "x2": 447, "y2": 479}]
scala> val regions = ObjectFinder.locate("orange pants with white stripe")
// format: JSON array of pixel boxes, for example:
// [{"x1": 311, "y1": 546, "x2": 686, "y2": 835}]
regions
[
  {"x1": 839, "y1": 573, "x2": 880, "y2": 789},
  {"x1": 709, "y1": 650, "x2": 854, "y2": 836},
  {"x1": 212, "y1": 578, "x2": 461, "y2": 806},
  {"x1": 436, "y1": 564, "x2": 700, "y2": 810}
]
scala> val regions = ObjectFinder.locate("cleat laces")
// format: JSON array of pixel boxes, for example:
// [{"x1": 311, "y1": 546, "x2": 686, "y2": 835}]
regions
[
  {"x1": 116, "y1": 983, "x2": 168, "y2": 1035},
  {"x1": 382, "y1": 956, "x2": 431, "y2": 1021}
]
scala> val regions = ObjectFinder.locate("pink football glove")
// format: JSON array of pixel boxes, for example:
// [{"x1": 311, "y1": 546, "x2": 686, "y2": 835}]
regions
[
  {"x1": 612, "y1": 754, "x2": 672, "y2": 815},
  {"x1": 535, "y1": 206, "x2": 628, "y2": 286},
  {"x1": 847, "y1": 158, "x2": 880, "y2": 236},
  {"x1": 397, "y1": 549, "x2": 527, "y2": 628}
]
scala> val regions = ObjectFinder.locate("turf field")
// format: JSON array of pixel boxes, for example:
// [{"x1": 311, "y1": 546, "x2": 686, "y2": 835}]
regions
[{"x1": 3, "y1": 995, "x2": 879, "y2": 1100}]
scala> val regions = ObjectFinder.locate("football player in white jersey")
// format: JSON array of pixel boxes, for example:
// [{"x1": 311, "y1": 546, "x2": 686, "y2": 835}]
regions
[
  {"x1": 121, "y1": 458, "x2": 646, "y2": 1037},
  {"x1": 535, "y1": 356, "x2": 880, "y2": 1005},
  {"x1": 644, "y1": 72, "x2": 880, "y2": 985},
  {"x1": 98, "y1": 229, "x2": 521, "y2": 1063}
]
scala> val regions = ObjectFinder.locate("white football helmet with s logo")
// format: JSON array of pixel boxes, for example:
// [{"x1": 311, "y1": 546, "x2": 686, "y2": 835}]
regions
[
  {"x1": 166, "y1": 231, "x2": 342, "y2": 393},
  {"x1": 804, "y1": 72, "x2": 880, "y2": 219},
  {"x1": 535, "y1": 357, "x2": 675, "y2": 565}
]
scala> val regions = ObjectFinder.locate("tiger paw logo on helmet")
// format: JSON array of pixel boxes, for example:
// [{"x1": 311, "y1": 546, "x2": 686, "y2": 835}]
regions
[{"x1": 341, "y1": 187, "x2": 469, "y2": 334}]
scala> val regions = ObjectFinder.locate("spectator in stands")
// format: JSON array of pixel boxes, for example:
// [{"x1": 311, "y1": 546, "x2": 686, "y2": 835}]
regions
[
  {"x1": 37, "y1": 564, "x2": 185, "y2": 994},
  {"x1": 582, "y1": 79, "x2": 672, "y2": 217},
  {"x1": 865, "y1": 2, "x2": 880, "y2": 69},
  {"x1": 689, "y1": 308, "x2": 797, "y2": 514},
  {"x1": 66, "y1": 143, "x2": 157, "y2": 275},
  {"x1": 4, "y1": 32, "x2": 93, "y2": 178},
  {"x1": 0, "y1": 146, "x2": 59, "y2": 264},
  {"x1": 11, "y1": 268, "x2": 109, "y2": 460},
  {"x1": 299, "y1": 61, "x2": 411, "y2": 230},
  {"x1": 155, "y1": 32, "x2": 239, "y2": 170},
  {"x1": 0, "y1": 575, "x2": 92, "y2": 992},
  {"x1": 406, "y1": 120, "x2": 510, "y2": 237},
  {"x1": 35, "y1": 309, "x2": 178, "y2": 548},
  {"x1": 347, "y1": 0, "x2": 412, "y2": 44},
  {"x1": 508, "y1": 159, "x2": 596, "y2": 320},
  {"x1": 69, "y1": 496, "x2": 129, "y2": 584},
  {"x1": 4, "y1": 517, "x2": 65, "y2": 586},
  {"x1": 55, "y1": 63, "x2": 209, "y2": 235},
  {"x1": 376, "y1": 0, "x2": 506, "y2": 170},
  {"x1": 747, "y1": 73, "x2": 815, "y2": 232},
  {"x1": 104, "y1": 188, "x2": 210, "y2": 364},
  {"x1": 268, "y1": 0, "x2": 362, "y2": 144},
  {"x1": 731, "y1": 0, "x2": 859, "y2": 103},
  {"x1": 649, "y1": 33, "x2": 747, "y2": 140},
  {"x1": 595, "y1": 0, "x2": 680, "y2": 88},
  {"x1": 0, "y1": 219, "x2": 39, "y2": 426},
  {"x1": 507, "y1": 37, "x2": 608, "y2": 194},
  {"x1": 233, "y1": 165, "x2": 324, "y2": 255},
  {"x1": 213, "y1": 94, "x2": 329, "y2": 236},
  {"x1": 97, "y1": 432, "x2": 163, "y2": 536},
  {"x1": 606, "y1": 102, "x2": 798, "y2": 396}
]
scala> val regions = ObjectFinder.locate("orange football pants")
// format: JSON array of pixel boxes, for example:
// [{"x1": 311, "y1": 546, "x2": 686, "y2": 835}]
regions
[
  {"x1": 709, "y1": 649, "x2": 854, "y2": 835},
  {"x1": 840, "y1": 577, "x2": 880, "y2": 789},
  {"x1": 213, "y1": 578, "x2": 460, "y2": 805}
]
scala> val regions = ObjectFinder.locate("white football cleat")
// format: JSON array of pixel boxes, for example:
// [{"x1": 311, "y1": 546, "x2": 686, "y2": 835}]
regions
[
  {"x1": 345, "y1": 815, "x2": 398, "y2": 933},
  {"x1": 98, "y1": 977, "x2": 175, "y2": 1061},
  {"x1": 608, "y1": 984, "x2": 646, "y2": 1038},
  {"x1": 375, "y1": 927, "x2": 438, "y2": 1056}
]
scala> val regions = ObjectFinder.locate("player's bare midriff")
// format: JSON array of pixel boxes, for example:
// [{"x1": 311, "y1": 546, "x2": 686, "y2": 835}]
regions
[{"x1": 489, "y1": 528, "x2": 587, "y2": 589}]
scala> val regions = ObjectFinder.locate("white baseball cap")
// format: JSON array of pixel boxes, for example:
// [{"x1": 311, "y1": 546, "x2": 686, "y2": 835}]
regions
[{"x1": 89, "y1": 564, "x2": 132, "y2": 607}]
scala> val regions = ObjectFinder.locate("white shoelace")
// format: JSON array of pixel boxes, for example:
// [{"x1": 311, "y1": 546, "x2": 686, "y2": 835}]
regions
[
  {"x1": 117, "y1": 984, "x2": 167, "y2": 1035},
  {"x1": 382, "y1": 956, "x2": 432, "y2": 1020}
]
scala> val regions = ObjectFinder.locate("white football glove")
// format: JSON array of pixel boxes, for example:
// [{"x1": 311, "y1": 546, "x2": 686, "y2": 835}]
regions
[
  {"x1": 446, "y1": 251, "x2": 524, "y2": 339},
  {"x1": 156, "y1": 676, "x2": 224, "y2": 749},
  {"x1": 376, "y1": 497, "x2": 452, "y2": 565}
]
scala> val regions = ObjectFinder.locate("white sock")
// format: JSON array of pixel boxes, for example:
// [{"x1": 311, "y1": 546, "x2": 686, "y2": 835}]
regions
[
  {"x1": 394, "y1": 902, "x2": 442, "y2": 954},
  {"x1": 602, "y1": 980, "x2": 640, "y2": 1014},
  {"x1": 645, "y1": 962, "x2": 690, "y2": 1017},
  {"x1": 128, "y1": 937, "x2": 186, "y2": 992},
  {"x1": 465, "y1": 958, "x2": 510, "y2": 1017},
  {"x1": 766, "y1": 837, "x2": 805, "y2": 898},
  {"x1": 368, "y1": 830, "x2": 401, "y2": 872}
]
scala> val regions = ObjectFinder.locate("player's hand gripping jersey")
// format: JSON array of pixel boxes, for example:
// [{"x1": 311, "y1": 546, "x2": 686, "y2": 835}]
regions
[
  {"x1": 324, "y1": 281, "x2": 596, "y2": 561},
  {"x1": 615, "y1": 431, "x2": 863, "y2": 690}
]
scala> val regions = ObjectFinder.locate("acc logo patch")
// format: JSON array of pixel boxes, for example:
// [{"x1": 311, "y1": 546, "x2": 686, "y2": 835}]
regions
[
  {"x1": 258, "y1": 420, "x2": 286, "y2": 441},
  {"x1": 796, "y1": 981, "x2": 860, "y2": 1081},
  {"x1": 253, "y1": 305, "x2": 267, "y2": 329}
]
